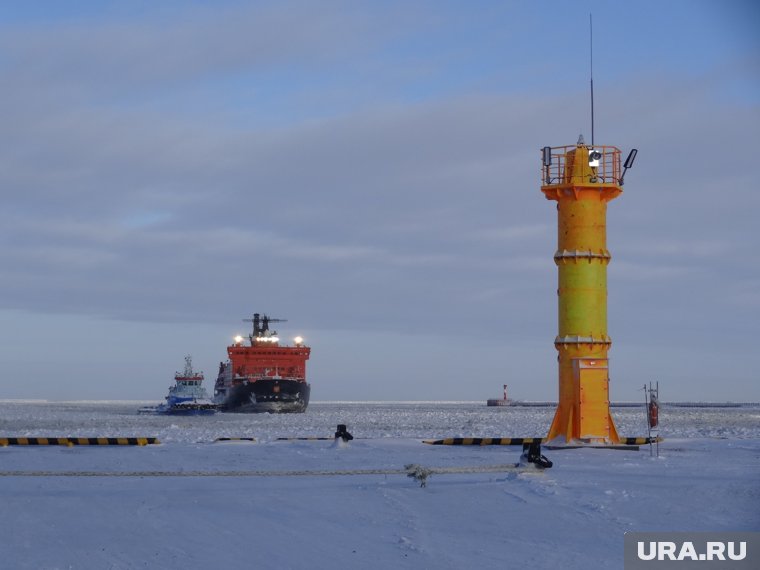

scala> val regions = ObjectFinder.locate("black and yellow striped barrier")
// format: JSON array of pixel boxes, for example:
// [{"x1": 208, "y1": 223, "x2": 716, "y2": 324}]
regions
[
  {"x1": 214, "y1": 437, "x2": 257, "y2": 443},
  {"x1": 423, "y1": 437, "x2": 544, "y2": 446},
  {"x1": 423, "y1": 436, "x2": 662, "y2": 446},
  {"x1": 276, "y1": 437, "x2": 332, "y2": 441},
  {"x1": 275, "y1": 425, "x2": 354, "y2": 442},
  {"x1": 0, "y1": 437, "x2": 159, "y2": 447},
  {"x1": 622, "y1": 436, "x2": 663, "y2": 445}
]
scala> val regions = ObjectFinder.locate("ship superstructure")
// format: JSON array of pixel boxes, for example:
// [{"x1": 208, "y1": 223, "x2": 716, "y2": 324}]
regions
[{"x1": 154, "y1": 355, "x2": 217, "y2": 415}]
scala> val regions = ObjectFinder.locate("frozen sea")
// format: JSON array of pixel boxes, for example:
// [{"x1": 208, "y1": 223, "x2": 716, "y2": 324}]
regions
[
  {"x1": 2, "y1": 400, "x2": 759, "y2": 442},
  {"x1": 1, "y1": 401, "x2": 759, "y2": 570}
]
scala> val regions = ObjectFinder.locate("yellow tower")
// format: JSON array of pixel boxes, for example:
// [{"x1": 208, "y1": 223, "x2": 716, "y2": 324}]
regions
[{"x1": 541, "y1": 137, "x2": 635, "y2": 444}]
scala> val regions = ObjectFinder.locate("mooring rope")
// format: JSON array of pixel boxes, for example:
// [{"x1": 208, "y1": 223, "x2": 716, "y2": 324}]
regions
[{"x1": 0, "y1": 463, "x2": 533, "y2": 478}]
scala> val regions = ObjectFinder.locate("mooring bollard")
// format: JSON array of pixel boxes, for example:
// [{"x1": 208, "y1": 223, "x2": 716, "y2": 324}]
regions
[
  {"x1": 521, "y1": 441, "x2": 553, "y2": 469},
  {"x1": 334, "y1": 424, "x2": 353, "y2": 443}
]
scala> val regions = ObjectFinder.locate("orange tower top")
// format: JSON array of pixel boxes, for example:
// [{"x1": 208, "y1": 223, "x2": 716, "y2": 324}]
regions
[{"x1": 541, "y1": 138, "x2": 623, "y2": 203}]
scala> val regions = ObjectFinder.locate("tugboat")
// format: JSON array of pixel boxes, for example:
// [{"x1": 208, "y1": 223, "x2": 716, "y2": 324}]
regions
[
  {"x1": 154, "y1": 356, "x2": 218, "y2": 415},
  {"x1": 214, "y1": 313, "x2": 311, "y2": 413}
]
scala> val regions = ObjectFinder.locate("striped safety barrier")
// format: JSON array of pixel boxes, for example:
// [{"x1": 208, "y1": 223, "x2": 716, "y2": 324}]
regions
[
  {"x1": 276, "y1": 437, "x2": 332, "y2": 441},
  {"x1": 423, "y1": 437, "x2": 545, "y2": 446},
  {"x1": 621, "y1": 437, "x2": 663, "y2": 445},
  {"x1": 423, "y1": 436, "x2": 662, "y2": 446},
  {"x1": 0, "y1": 437, "x2": 159, "y2": 447},
  {"x1": 277, "y1": 425, "x2": 354, "y2": 442},
  {"x1": 214, "y1": 437, "x2": 257, "y2": 443}
]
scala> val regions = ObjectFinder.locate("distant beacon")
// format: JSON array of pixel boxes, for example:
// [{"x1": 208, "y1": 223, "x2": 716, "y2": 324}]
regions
[{"x1": 540, "y1": 136, "x2": 636, "y2": 444}]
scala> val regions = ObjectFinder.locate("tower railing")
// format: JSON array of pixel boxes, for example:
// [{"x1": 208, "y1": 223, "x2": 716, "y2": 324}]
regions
[{"x1": 541, "y1": 144, "x2": 621, "y2": 186}]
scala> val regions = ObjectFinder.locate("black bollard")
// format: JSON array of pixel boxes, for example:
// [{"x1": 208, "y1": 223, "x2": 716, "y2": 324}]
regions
[
  {"x1": 522, "y1": 441, "x2": 553, "y2": 469},
  {"x1": 334, "y1": 424, "x2": 354, "y2": 442}
]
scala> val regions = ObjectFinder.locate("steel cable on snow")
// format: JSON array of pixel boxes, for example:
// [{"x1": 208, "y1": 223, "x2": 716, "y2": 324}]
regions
[{"x1": 0, "y1": 463, "x2": 537, "y2": 478}]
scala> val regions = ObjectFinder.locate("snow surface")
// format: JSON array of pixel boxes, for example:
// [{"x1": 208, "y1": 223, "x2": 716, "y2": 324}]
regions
[{"x1": 1, "y1": 402, "x2": 758, "y2": 569}]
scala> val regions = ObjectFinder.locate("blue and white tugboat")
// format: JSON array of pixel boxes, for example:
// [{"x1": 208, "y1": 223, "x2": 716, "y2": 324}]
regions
[{"x1": 154, "y1": 356, "x2": 218, "y2": 415}]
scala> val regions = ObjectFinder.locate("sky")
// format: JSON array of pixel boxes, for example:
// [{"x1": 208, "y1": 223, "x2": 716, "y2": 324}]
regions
[{"x1": 1, "y1": 0, "x2": 758, "y2": 401}]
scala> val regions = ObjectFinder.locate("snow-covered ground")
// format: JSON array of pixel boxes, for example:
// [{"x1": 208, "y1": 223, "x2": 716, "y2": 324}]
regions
[{"x1": 1, "y1": 402, "x2": 758, "y2": 569}]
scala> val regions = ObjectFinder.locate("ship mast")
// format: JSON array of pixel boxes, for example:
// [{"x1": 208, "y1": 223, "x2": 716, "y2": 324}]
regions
[{"x1": 243, "y1": 313, "x2": 287, "y2": 342}]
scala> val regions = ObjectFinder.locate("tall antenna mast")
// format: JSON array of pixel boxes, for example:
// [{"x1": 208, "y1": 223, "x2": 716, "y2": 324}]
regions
[{"x1": 590, "y1": 13, "x2": 595, "y2": 146}]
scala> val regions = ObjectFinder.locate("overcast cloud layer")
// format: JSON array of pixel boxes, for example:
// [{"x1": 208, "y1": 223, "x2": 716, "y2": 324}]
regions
[{"x1": 1, "y1": 0, "x2": 758, "y2": 401}]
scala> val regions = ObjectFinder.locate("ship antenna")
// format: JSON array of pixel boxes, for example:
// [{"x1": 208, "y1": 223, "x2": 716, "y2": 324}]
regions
[{"x1": 590, "y1": 13, "x2": 595, "y2": 147}]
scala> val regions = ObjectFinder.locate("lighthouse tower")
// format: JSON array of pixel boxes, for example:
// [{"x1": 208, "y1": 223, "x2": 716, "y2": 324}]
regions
[{"x1": 540, "y1": 137, "x2": 635, "y2": 444}]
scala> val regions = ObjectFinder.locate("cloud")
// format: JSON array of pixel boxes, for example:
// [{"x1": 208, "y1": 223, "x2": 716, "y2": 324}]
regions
[
  {"x1": 617, "y1": 239, "x2": 729, "y2": 258},
  {"x1": 0, "y1": 2, "x2": 382, "y2": 97},
  {"x1": 472, "y1": 224, "x2": 551, "y2": 243},
  {"x1": 0, "y1": 3, "x2": 757, "y2": 346},
  {"x1": 0, "y1": 2, "x2": 757, "y2": 400},
  {"x1": 2, "y1": 79, "x2": 756, "y2": 338}
]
